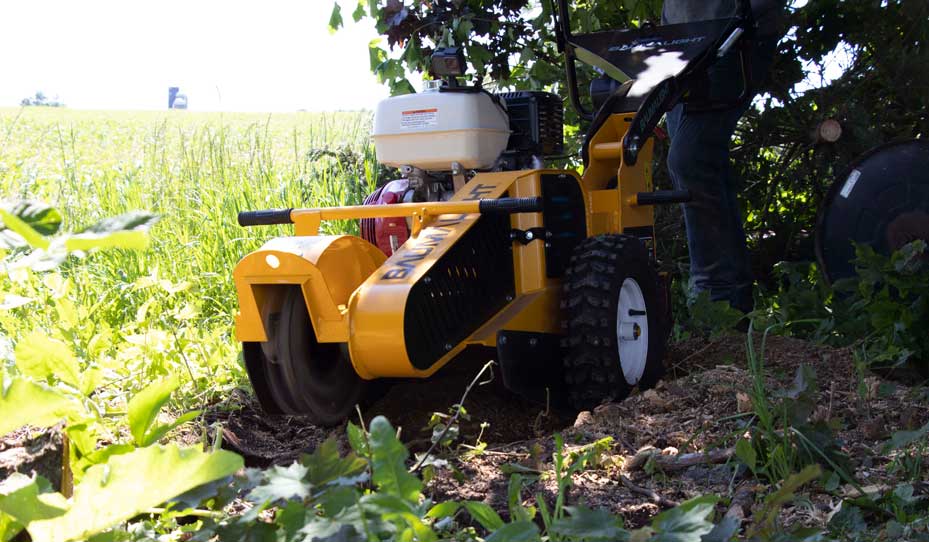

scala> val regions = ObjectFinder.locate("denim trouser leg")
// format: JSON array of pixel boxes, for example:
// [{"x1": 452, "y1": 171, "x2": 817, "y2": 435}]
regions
[
  {"x1": 666, "y1": 103, "x2": 754, "y2": 313},
  {"x1": 664, "y1": 37, "x2": 778, "y2": 314}
]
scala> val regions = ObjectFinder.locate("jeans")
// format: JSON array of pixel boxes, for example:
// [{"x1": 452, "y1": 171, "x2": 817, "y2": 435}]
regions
[{"x1": 665, "y1": 38, "x2": 777, "y2": 314}]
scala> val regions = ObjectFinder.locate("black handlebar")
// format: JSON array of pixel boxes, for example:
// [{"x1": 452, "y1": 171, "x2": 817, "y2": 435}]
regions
[
  {"x1": 478, "y1": 197, "x2": 543, "y2": 214},
  {"x1": 238, "y1": 209, "x2": 293, "y2": 227},
  {"x1": 636, "y1": 190, "x2": 692, "y2": 206},
  {"x1": 238, "y1": 198, "x2": 544, "y2": 228}
]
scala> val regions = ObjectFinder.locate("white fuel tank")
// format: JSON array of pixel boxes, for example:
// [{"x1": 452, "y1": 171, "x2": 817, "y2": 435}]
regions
[{"x1": 372, "y1": 88, "x2": 510, "y2": 171}]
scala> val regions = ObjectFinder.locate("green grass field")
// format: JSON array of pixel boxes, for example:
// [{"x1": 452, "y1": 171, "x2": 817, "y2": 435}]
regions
[{"x1": 0, "y1": 107, "x2": 378, "y2": 406}]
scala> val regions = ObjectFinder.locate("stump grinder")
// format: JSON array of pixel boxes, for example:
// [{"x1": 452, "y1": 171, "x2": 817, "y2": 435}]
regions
[{"x1": 231, "y1": 0, "x2": 929, "y2": 424}]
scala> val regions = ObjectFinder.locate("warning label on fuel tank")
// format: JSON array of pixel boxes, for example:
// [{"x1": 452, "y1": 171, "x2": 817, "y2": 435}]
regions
[{"x1": 401, "y1": 108, "x2": 438, "y2": 129}]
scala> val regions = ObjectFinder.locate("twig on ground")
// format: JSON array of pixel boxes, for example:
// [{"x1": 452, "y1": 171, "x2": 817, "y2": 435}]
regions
[
  {"x1": 627, "y1": 446, "x2": 735, "y2": 472},
  {"x1": 411, "y1": 360, "x2": 495, "y2": 472},
  {"x1": 619, "y1": 475, "x2": 679, "y2": 508}
]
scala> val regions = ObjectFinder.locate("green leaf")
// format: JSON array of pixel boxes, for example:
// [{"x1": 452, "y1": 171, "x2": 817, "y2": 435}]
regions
[
  {"x1": 25, "y1": 444, "x2": 243, "y2": 542},
  {"x1": 78, "y1": 211, "x2": 159, "y2": 234},
  {"x1": 701, "y1": 515, "x2": 739, "y2": 542},
  {"x1": 346, "y1": 421, "x2": 369, "y2": 457},
  {"x1": 368, "y1": 40, "x2": 388, "y2": 73},
  {"x1": 143, "y1": 410, "x2": 201, "y2": 446},
  {"x1": 351, "y1": 1, "x2": 365, "y2": 22},
  {"x1": 0, "y1": 474, "x2": 68, "y2": 525},
  {"x1": 882, "y1": 421, "x2": 929, "y2": 453},
  {"x1": 462, "y1": 501, "x2": 504, "y2": 531},
  {"x1": 735, "y1": 438, "x2": 757, "y2": 473},
  {"x1": 0, "y1": 209, "x2": 49, "y2": 250},
  {"x1": 248, "y1": 462, "x2": 311, "y2": 504},
  {"x1": 649, "y1": 495, "x2": 717, "y2": 542},
  {"x1": 0, "y1": 378, "x2": 83, "y2": 437},
  {"x1": 301, "y1": 437, "x2": 368, "y2": 487},
  {"x1": 328, "y1": 2, "x2": 343, "y2": 33},
  {"x1": 127, "y1": 375, "x2": 179, "y2": 447},
  {"x1": 13, "y1": 330, "x2": 81, "y2": 388},
  {"x1": 0, "y1": 511, "x2": 23, "y2": 542},
  {"x1": 0, "y1": 201, "x2": 62, "y2": 236},
  {"x1": 485, "y1": 520, "x2": 540, "y2": 542},
  {"x1": 368, "y1": 416, "x2": 422, "y2": 502},
  {"x1": 550, "y1": 505, "x2": 627, "y2": 541},
  {"x1": 0, "y1": 201, "x2": 61, "y2": 250},
  {"x1": 426, "y1": 501, "x2": 460, "y2": 520},
  {"x1": 64, "y1": 230, "x2": 149, "y2": 252}
]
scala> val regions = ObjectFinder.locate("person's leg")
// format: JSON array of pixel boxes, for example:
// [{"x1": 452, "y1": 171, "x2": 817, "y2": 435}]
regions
[
  {"x1": 666, "y1": 103, "x2": 752, "y2": 312},
  {"x1": 665, "y1": 38, "x2": 779, "y2": 313}
]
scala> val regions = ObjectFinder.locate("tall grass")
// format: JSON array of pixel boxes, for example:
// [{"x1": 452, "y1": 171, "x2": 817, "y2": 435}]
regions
[{"x1": 0, "y1": 107, "x2": 379, "y2": 402}]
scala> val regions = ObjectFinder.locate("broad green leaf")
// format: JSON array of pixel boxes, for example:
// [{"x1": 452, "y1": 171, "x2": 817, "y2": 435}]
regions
[
  {"x1": 77, "y1": 211, "x2": 159, "y2": 234},
  {"x1": 300, "y1": 437, "x2": 368, "y2": 487},
  {"x1": 0, "y1": 474, "x2": 68, "y2": 525},
  {"x1": 462, "y1": 501, "x2": 504, "y2": 531},
  {"x1": 0, "y1": 201, "x2": 62, "y2": 236},
  {"x1": 485, "y1": 520, "x2": 540, "y2": 542},
  {"x1": 0, "y1": 378, "x2": 82, "y2": 437},
  {"x1": 127, "y1": 376, "x2": 179, "y2": 446},
  {"x1": 426, "y1": 501, "x2": 460, "y2": 519},
  {"x1": 248, "y1": 462, "x2": 311, "y2": 504},
  {"x1": 649, "y1": 495, "x2": 717, "y2": 542},
  {"x1": 27, "y1": 444, "x2": 243, "y2": 542},
  {"x1": 13, "y1": 330, "x2": 81, "y2": 388},
  {"x1": 0, "y1": 510, "x2": 23, "y2": 542},
  {"x1": 328, "y1": 2, "x2": 343, "y2": 33},
  {"x1": 368, "y1": 416, "x2": 421, "y2": 501},
  {"x1": 64, "y1": 230, "x2": 149, "y2": 252},
  {"x1": 360, "y1": 493, "x2": 436, "y2": 541},
  {"x1": 318, "y1": 486, "x2": 359, "y2": 517},
  {"x1": 0, "y1": 210, "x2": 49, "y2": 250},
  {"x1": 550, "y1": 505, "x2": 627, "y2": 541}
]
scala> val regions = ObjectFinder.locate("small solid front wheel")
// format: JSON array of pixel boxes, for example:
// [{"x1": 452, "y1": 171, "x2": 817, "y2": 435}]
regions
[
  {"x1": 562, "y1": 234, "x2": 667, "y2": 410},
  {"x1": 242, "y1": 286, "x2": 366, "y2": 426}
]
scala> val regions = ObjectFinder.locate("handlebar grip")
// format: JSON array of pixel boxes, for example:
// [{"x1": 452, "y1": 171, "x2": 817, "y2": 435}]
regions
[
  {"x1": 636, "y1": 190, "x2": 692, "y2": 206},
  {"x1": 478, "y1": 197, "x2": 543, "y2": 214},
  {"x1": 238, "y1": 209, "x2": 294, "y2": 227}
]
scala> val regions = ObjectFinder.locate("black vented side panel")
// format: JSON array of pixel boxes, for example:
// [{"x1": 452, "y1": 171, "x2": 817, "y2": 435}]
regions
[
  {"x1": 542, "y1": 174, "x2": 587, "y2": 277},
  {"x1": 496, "y1": 91, "x2": 564, "y2": 156},
  {"x1": 404, "y1": 214, "x2": 515, "y2": 371}
]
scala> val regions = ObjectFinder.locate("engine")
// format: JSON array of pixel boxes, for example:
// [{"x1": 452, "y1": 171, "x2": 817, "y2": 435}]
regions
[{"x1": 361, "y1": 88, "x2": 564, "y2": 256}]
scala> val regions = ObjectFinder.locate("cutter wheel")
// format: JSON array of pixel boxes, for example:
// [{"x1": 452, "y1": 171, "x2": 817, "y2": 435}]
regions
[
  {"x1": 816, "y1": 139, "x2": 929, "y2": 284},
  {"x1": 242, "y1": 286, "x2": 365, "y2": 425},
  {"x1": 562, "y1": 235, "x2": 667, "y2": 410}
]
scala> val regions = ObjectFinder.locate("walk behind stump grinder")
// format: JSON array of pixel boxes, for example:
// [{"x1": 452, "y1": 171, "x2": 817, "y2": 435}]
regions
[{"x1": 232, "y1": 0, "x2": 929, "y2": 425}]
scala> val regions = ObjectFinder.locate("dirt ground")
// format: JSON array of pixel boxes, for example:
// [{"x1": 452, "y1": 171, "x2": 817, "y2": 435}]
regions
[{"x1": 207, "y1": 333, "x2": 928, "y2": 530}]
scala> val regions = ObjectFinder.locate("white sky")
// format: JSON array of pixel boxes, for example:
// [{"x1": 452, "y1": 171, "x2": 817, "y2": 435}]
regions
[{"x1": 0, "y1": 0, "x2": 391, "y2": 112}]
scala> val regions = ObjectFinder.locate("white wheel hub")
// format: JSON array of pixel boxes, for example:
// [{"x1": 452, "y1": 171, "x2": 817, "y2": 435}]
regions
[{"x1": 616, "y1": 277, "x2": 648, "y2": 385}]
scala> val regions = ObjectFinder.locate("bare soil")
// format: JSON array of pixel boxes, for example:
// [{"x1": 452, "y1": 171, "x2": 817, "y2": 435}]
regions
[
  {"x1": 8, "y1": 333, "x2": 924, "y2": 532},
  {"x1": 208, "y1": 333, "x2": 928, "y2": 530}
]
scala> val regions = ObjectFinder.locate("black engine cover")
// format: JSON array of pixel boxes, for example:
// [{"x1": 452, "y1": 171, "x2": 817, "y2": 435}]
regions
[{"x1": 816, "y1": 139, "x2": 929, "y2": 284}]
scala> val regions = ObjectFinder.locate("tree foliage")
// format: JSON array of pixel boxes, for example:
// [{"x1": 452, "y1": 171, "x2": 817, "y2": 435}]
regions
[{"x1": 333, "y1": 0, "x2": 929, "y2": 275}]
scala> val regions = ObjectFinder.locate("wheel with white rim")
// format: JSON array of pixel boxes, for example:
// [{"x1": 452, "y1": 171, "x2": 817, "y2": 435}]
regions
[{"x1": 561, "y1": 234, "x2": 667, "y2": 410}]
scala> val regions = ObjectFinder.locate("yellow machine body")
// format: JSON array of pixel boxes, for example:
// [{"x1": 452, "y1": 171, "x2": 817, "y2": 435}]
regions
[{"x1": 233, "y1": 113, "x2": 655, "y2": 380}]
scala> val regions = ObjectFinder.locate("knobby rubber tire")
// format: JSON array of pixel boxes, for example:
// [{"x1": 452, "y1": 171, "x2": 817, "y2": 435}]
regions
[
  {"x1": 242, "y1": 286, "x2": 366, "y2": 426},
  {"x1": 561, "y1": 234, "x2": 667, "y2": 411}
]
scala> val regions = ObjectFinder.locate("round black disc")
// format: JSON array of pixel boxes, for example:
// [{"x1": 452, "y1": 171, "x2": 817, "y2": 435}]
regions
[{"x1": 816, "y1": 139, "x2": 929, "y2": 284}]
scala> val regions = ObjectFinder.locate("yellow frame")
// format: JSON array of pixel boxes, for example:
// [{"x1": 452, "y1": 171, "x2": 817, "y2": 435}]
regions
[{"x1": 233, "y1": 112, "x2": 658, "y2": 380}]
